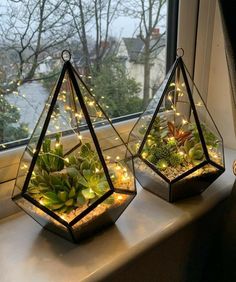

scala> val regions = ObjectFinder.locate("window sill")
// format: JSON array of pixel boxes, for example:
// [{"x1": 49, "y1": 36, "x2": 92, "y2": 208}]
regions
[{"x1": 0, "y1": 148, "x2": 235, "y2": 282}]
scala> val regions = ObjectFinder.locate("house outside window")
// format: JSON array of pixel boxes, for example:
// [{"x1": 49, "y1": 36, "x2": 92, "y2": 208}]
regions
[{"x1": 0, "y1": 0, "x2": 170, "y2": 152}]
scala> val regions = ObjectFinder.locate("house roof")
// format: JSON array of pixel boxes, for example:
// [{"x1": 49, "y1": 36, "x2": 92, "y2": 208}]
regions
[
  {"x1": 122, "y1": 35, "x2": 166, "y2": 62},
  {"x1": 122, "y1": 38, "x2": 144, "y2": 61}
]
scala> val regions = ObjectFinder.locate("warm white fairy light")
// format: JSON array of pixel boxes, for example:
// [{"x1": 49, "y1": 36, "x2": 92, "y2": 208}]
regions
[
  {"x1": 95, "y1": 168, "x2": 100, "y2": 173},
  {"x1": 142, "y1": 152, "x2": 148, "y2": 159},
  {"x1": 182, "y1": 119, "x2": 188, "y2": 125},
  {"x1": 118, "y1": 195, "x2": 123, "y2": 200},
  {"x1": 122, "y1": 173, "x2": 130, "y2": 181},
  {"x1": 170, "y1": 83, "x2": 175, "y2": 87},
  {"x1": 78, "y1": 135, "x2": 83, "y2": 140},
  {"x1": 64, "y1": 157, "x2": 69, "y2": 163},
  {"x1": 88, "y1": 101, "x2": 94, "y2": 106},
  {"x1": 116, "y1": 156, "x2": 120, "y2": 161},
  {"x1": 55, "y1": 143, "x2": 60, "y2": 148}
]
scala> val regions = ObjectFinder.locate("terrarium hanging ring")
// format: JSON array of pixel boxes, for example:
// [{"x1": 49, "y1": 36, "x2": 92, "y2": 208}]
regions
[
  {"x1": 176, "y1": 48, "x2": 184, "y2": 57},
  {"x1": 61, "y1": 49, "x2": 72, "y2": 62}
]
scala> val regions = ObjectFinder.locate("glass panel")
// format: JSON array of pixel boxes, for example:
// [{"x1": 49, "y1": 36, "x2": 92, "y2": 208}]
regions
[
  {"x1": 171, "y1": 163, "x2": 224, "y2": 202},
  {"x1": 0, "y1": 0, "x2": 167, "y2": 150},
  {"x1": 71, "y1": 193, "x2": 134, "y2": 241},
  {"x1": 128, "y1": 65, "x2": 175, "y2": 156},
  {"x1": 134, "y1": 158, "x2": 170, "y2": 201},
  {"x1": 136, "y1": 62, "x2": 208, "y2": 182},
  {"x1": 183, "y1": 64, "x2": 224, "y2": 168},
  {"x1": 14, "y1": 196, "x2": 72, "y2": 241},
  {"x1": 73, "y1": 70, "x2": 136, "y2": 193}
]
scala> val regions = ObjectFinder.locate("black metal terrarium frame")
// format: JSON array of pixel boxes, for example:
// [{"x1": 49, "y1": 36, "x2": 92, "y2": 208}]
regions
[
  {"x1": 12, "y1": 50, "x2": 137, "y2": 242},
  {"x1": 128, "y1": 50, "x2": 225, "y2": 202}
]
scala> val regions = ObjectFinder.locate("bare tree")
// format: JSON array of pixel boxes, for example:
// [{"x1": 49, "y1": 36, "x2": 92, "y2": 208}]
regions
[
  {"x1": 67, "y1": 0, "x2": 121, "y2": 74},
  {"x1": 122, "y1": 0, "x2": 166, "y2": 108},
  {"x1": 0, "y1": 0, "x2": 74, "y2": 90}
]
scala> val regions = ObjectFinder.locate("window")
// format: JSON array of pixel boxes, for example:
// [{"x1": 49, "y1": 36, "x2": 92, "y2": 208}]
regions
[{"x1": 0, "y1": 0, "x2": 174, "y2": 151}]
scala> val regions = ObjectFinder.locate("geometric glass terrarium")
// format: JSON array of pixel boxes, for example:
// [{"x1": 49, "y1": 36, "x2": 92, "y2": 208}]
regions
[
  {"x1": 12, "y1": 51, "x2": 136, "y2": 243},
  {"x1": 128, "y1": 51, "x2": 225, "y2": 202}
]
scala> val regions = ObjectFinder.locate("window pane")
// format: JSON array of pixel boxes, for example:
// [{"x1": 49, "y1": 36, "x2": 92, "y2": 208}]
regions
[{"x1": 0, "y1": 0, "x2": 168, "y2": 149}]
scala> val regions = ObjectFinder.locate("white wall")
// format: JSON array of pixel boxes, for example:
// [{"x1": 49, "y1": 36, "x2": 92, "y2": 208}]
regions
[{"x1": 207, "y1": 3, "x2": 236, "y2": 149}]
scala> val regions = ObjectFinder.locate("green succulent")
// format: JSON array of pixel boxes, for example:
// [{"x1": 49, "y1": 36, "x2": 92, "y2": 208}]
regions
[
  {"x1": 188, "y1": 145, "x2": 204, "y2": 161},
  {"x1": 168, "y1": 153, "x2": 183, "y2": 167},
  {"x1": 156, "y1": 159, "x2": 168, "y2": 170},
  {"x1": 192, "y1": 123, "x2": 218, "y2": 147},
  {"x1": 154, "y1": 146, "x2": 171, "y2": 159},
  {"x1": 28, "y1": 137, "x2": 114, "y2": 215},
  {"x1": 37, "y1": 134, "x2": 64, "y2": 173}
]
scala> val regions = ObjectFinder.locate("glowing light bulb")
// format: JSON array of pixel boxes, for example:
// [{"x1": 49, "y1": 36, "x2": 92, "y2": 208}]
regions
[
  {"x1": 118, "y1": 195, "x2": 123, "y2": 200},
  {"x1": 142, "y1": 152, "x2": 148, "y2": 159},
  {"x1": 88, "y1": 101, "x2": 94, "y2": 106},
  {"x1": 182, "y1": 119, "x2": 187, "y2": 125}
]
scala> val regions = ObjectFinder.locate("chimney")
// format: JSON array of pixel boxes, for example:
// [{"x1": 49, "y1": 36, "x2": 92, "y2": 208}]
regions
[
  {"x1": 100, "y1": 41, "x2": 110, "y2": 49},
  {"x1": 151, "y1": 28, "x2": 160, "y2": 39}
]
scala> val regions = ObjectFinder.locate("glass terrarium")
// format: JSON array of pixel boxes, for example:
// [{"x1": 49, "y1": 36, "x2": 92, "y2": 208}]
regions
[
  {"x1": 128, "y1": 53, "x2": 225, "y2": 202},
  {"x1": 12, "y1": 51, "x2": 136, "y2": 242}
]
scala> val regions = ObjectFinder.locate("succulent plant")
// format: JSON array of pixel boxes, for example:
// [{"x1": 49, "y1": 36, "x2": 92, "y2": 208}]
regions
[
  {"x1": 28, "y1": 137, "x2": 114, "y2": 215},
  {"x1": 167, "y1": 121, "x2": 192, "y2": 146},
  {"x1": 154, "y1": 146, "x2": 171, "y2": 159},
  {"x1": 37, "y1": 134, "x2": 64, "y2": 173},
  {"x1": 156, "y1": 159, "x2": 168, "y2": 170},
  {"x1": 140, "y1": 115, "x2": 219, "y2": 177},
  {"x1": 168, "y1": 153, "x2": 183, "y2": 167},
  {"x1": 191, "y1": 123, "x2": 218, "y2": 148}
]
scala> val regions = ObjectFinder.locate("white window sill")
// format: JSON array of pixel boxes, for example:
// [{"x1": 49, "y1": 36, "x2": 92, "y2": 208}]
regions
[{"x1": 0, "y1": 148, "x2": 235, "y2": 282}]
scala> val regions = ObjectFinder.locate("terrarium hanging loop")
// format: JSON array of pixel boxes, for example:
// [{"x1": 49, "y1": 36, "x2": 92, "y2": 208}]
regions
[
  {"x1": 176, "y1": 48, "x2": 184, "y2": 58},
  {"x1": 61, "y1": 49, "x2": 72, "y2": 62}
]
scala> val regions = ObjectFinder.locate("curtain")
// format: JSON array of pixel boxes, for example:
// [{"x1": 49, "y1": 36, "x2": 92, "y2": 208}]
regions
[{"x1": 218, "y1": 0, "x2": 236, "y2": 107}]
